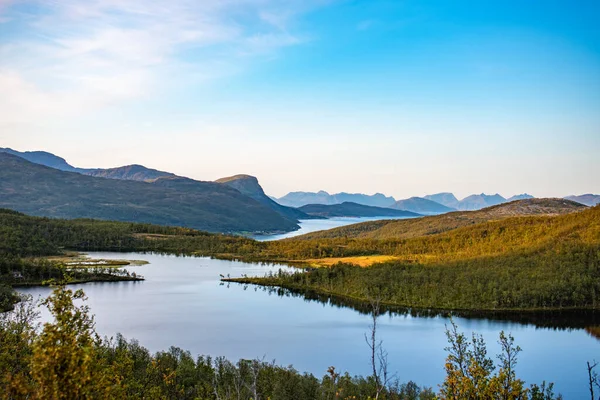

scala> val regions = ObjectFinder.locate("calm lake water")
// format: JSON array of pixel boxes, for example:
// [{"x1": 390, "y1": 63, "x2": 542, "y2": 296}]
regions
[
  {"x1": 18, "y1": 252, "x2": 599, "y2": 399},
  {"x1": 252, "y1": 216, "x2": 410, "y2": 241}
]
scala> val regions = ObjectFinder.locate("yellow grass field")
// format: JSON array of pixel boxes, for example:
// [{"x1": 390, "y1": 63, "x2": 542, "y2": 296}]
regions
[{"x1": 298, "y1": 255, "x2": 398, "y2": 268}]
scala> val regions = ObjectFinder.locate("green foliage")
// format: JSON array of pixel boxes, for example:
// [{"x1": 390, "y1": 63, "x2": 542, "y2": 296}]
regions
[
  {"x1": 439, "y1": 321, "x2": 562, "y2": 400},
  {"x1": 0, "y1": 287, "x2": 565, "y2": 399},
  {"x1": 0, "y1": 288, "x2": 439, "y2": 399},
  {"x1": 0, "y1": 208, "x2": 263, "y2": 257},
  {"x1": 229, "y1": 206, "x2": 600, "y2": 311}
]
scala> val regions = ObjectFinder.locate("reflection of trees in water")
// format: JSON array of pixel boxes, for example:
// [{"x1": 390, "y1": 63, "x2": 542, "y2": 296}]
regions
[
  {"x1": 224, "y1": 281, "x2": 600, "y2": 333},
  {"x1": 586, "y1": 327, "x2": 600, "y2": 340}
]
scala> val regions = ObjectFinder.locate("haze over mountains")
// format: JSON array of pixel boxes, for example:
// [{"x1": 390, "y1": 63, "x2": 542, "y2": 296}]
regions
[
  {"x1": 1, "y1": 147, "x2": 598, "y2": 234},
  {"x1": 275, "y1": 190, "x2": 544, "y2": 214},
  {"x1": 277, "y1": 191, "x2": 396, "y2": 208}
]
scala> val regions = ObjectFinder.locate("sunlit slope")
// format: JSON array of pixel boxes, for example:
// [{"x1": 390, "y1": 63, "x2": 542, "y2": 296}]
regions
[{"x1": 292, "y1": 198, "x2": 587, "y2": 241}]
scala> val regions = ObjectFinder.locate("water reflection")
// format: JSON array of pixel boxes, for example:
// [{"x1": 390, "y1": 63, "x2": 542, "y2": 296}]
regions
[{"x1": 226, "y1": 283, "x2": 600, "y2": 333}]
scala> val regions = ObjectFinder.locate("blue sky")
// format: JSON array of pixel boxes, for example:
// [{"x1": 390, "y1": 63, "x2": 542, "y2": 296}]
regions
[{"x1": 1, "y1": 0, "x2": 599, "y2": 199}]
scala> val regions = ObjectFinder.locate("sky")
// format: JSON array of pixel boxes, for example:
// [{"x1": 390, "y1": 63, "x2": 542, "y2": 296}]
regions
[{"x1": 1, "y1": 0, "x2": 599, "y2": 200}]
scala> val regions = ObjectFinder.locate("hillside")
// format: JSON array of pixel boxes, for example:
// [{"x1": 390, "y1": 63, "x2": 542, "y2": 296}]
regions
[
  {"x1": 216, "y1": 174, "x2": 316, "y2": 221},
  {"x1": 2, "y1": 147, "x2": 177, "y2": 182},
  {"x1": 277, "y1": 191, "x2": 396, "y2": 208},
  {"x1": 566, "y1": 194, "x2": 600, "y2": 206},
  {"x1": 232, "y1": 205, "x2": 600, "y2": 311},
  {"x1": 392, "y1": 197, "x2": 455, "y2": 214},
  {"x1": 83, "y1": 165, "x2": 175, "y2": 182},
  {"x1": 0, "y1": 153, "x2": 299, "y2": 233},
  {"x1": 0, "y1": 147, "x2": 81, "y2": 172},
  {"x1": 293, "y1": 198, "x2": 587, "y2": 240},
  {"x1": 297, "y1": 202, "x2": 420, "y2": 218}
]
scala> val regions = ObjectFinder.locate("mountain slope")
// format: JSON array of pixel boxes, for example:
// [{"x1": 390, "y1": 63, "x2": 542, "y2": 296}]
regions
[
  {"x1": 2, "y1": 147, "x2": 177, "y2": 182},
  {"x1": 423, "y1": 192, "x2": 459, "y2": 209},
  {"x1": 277, "y1": 191, "x2": 396, "y2": 208},
  {"x1": 0, "y1": 147, "x2": 80, "y2": 172},
  {"x1": 0, "y1": 153, "x2": 299, "y2": 233},
  {"x1": 457, "y1": 193, "x2": 506, "y2": 211},
  {"x1": 565, "y1": 194, "x2": 600, "y2": 206},
  {"x1": 294, "y1": 198, "x2": 587, "y2": 241},
  {"x1": 83, "y1": 165, "x2": 175, "y2": 182},
  {"x1": 215, "y1": 174, "x2": 316, "y2": 220},
  {"x1": 297, "y1": 202, "x2": 420, "y2": 218},
  {"x1": 392, "y1": 197, "x2": 455, "y2": 214}
]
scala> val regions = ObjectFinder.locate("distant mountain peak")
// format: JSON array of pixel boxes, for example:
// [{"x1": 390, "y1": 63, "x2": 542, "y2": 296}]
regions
[
  {"x1": 277, "y1": 191, "x2": 395, "y2": 208},
  {"x1": 424, "y1": 192, "x2": 459, "y2": 209},
  {"x1": 216, "y1": 174, "x2": 315, "y2": 222},
  {"x1": 393, "y1": 196, "x2": 455, "y2": 215},
  {"x1": 565, "y1": 194, "x2": 600, "y2": 207},
  {"x1": 0, "y1": 147, "x2": 79, "y2": 172}
]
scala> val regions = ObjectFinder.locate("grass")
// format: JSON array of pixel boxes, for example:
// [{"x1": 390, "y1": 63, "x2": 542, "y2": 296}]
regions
[{"x1": 297, "y1": 255, "x2": 399, "y2": 267}]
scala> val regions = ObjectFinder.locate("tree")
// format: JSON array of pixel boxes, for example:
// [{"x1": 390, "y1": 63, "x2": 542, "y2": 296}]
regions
[{"x1": 29, "y1": 285, "x2": 122, "y2": 399}]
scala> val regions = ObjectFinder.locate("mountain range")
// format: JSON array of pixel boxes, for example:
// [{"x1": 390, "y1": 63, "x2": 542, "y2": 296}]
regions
[
  {"x1": 391, "y1": 197, "x2": 455, "y2": 214},
  {"x1": 0, "y1": 153, "x2": 300, "y2": 233},
  {"x1": 276, "y1": 191, "x2": 396, "y2": 208},
  {"x1": 2, "y1": 147, "x2": 597, "y2": 228},
  {"x1": 0, "y1": 147, "x2": 174, "y2": 182},
  {"x1": 565, "y1": 194, "x2": 600, "y2": 207}
]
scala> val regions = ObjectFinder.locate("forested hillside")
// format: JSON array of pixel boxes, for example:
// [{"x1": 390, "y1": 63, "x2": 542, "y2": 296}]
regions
[
  {"x1": 294, "y1": 198, "x2": 586, "y2": 241},
  {"x1": 228, "y1": 205, "x2": 600, "y2": 311}
]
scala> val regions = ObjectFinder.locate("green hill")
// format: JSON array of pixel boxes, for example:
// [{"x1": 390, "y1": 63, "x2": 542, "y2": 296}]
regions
[
  {"x1": 298, "y1": 202, "x2": 420, "y2": 218},
  {"x1": 294, "y1": 198, "x2": 586, "y2": 241},
  {"x1": 228, "y1": 204, "x2": 600, "y2": 311},
  {"x1": 0, "y1": 153, "x2": 299, "y2": 234}
]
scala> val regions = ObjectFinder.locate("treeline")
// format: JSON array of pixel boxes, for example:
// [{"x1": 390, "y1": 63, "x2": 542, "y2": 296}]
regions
[
  {"x1": 257, "y1": 205, "x2": 600, "y2": 261},
  {"x1": 0, "y1": 285, "x2": 564, "y2": 399},
  {"x1": 0, "y1": 208, "x2": 263, "y2": 257},
  {"x1": 234, "y1": 239, "x2": 599, "y2": 311},
  {"x1": 2, "y1": 206, "x2": 600, "y2": 311}
]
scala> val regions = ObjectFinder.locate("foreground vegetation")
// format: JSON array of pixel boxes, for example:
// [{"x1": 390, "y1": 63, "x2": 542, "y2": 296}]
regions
[{"x1": 0, "y1": 285, "x2": 571, "y2": 399}]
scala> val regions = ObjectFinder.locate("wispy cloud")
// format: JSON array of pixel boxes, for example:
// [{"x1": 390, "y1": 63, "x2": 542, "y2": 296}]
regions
[{"x1": 0, "y1": 0, "x2": 327, "y2": 126}]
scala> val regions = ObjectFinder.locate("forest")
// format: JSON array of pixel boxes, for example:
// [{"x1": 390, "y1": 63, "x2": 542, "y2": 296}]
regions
[
  {"x1": 1, "y1": 205, "x2": 599, "y2": 312},
  {"x1": 0, "y1": 284, "x2": 568, "y2": 400}
]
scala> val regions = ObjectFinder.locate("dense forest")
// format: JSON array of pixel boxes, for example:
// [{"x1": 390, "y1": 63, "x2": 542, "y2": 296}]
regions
[
  {"x1": 228, "y1": 206, "x2": 600, "y2": 311},
  {"x1": 0, "y1": 284, "x2": 566, "y2": 399},
  {"x1": 2, "y1": 204, "x2": 600, "y2": 312}
]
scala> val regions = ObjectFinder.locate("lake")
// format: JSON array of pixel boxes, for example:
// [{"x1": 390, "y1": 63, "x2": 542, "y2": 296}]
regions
[
  {"x1": 18, "y1": 252, "x2": 599, "y2": 399},
  {"x1": 252, "y1": 216, "x2": 410, "y2": 241}
]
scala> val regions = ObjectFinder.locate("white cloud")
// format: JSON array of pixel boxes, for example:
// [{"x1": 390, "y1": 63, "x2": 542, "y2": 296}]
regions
[{"x1": 0, "y1": 0, "x2": 327, "y2": 126}]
